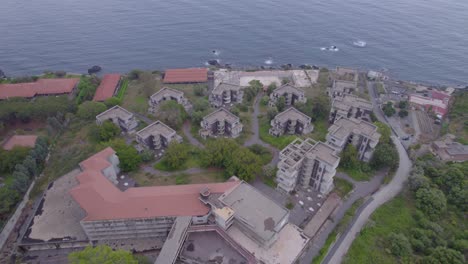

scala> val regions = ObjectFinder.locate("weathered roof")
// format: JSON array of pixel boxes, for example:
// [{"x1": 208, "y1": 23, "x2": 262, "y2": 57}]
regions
[
  {"x1": 219, "y1": 182, "x2": 289, "y2": 242},
  {"x1": 70, "y1": 148, "x2": 240, "y2": 221},
  {"x1": 0, "y1": 78, "x2": 79, "y2": 99},
  {"x1": 332, "y1": 80, "x2": 357, "y2": 92},
  {"x1": 93, "y1": 74, "x2": 121, "y2": 102},
  {"x1": 150, "y1": 87, "x2": 184, "y2": 102},
  {"x1": 280, "y1": 138, "x2": 340, "y2": 168},
  {"x1": 154, "y1": 216, "x2": 192, "y2": 264},
  {"x1": 212, "y1": 83, "x2": 242, "y2": 95},
  {"x1": 274, "y1": 107, "x2": 311, "y2": 124},
  {"x1": 273, "y1": 84, "x2": 304, "y2": 96},
  {"x1": 445, "y1": 143, "x2": 468, "y2": 156},
  {"x1": 332, "y1": 94, "x2": 372, "y2": 111},
  {"x1": 96, "y1": 105, "x2": 134, "y2": 121},
  {"x1": 163, "y1": 68, "x2": 208, "y2": 83},
  {"x1": 306, "y1": 142, "x2": 340, "y2": 166},
  {"x1": 328, "y1": 117, "x2": 380, "y2": 141},
  {"x1": 136, "y1": 120, "x2": 176, "y2": 139},
  {"x1": 2, "y1": 135, "x2": 37, "y2": 150},
  {"x1": 203, "y1": 108, "x2": 240, "y2": 124}
]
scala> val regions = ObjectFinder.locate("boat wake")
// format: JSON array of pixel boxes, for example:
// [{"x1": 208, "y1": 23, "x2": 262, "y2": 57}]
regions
[{"x1": 352, "y1": 40, "x2": 366, "y2": 47}]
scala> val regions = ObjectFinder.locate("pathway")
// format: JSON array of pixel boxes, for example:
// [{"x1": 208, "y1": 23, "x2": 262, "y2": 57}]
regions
[
  {"x1": 323, "y1": 136, "x2": 411, "y2": 263},
  {"x1": 244, "y1": 93, "x2": 280, "y2": 166},
  {"x1": 182, "y1": 120, "x2": 204, "y2": 148}
]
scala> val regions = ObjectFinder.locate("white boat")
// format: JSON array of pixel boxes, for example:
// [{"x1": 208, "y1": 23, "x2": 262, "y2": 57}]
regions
[{"x1": 353, "y1": 40, "x2": 367, "y2": 47}]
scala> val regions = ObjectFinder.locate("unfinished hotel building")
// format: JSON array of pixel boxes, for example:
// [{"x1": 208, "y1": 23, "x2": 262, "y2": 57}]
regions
[
  {"x1": 148, "y1": 87, "x2": 192, "y2": 113},
  {"x1": 95, "y1": 105, "x2": 139, "y2": 133},
  {"x1": 329, "y1": 94, "x2": 373, "y2": 123},
  {"x1": 136, "y1": 120, "x2": 182, "y2": 152},
  {"x1": 199, "y1": 108, "x2": 243, "y2": 139},
  {"x1": 276, "y1": 138, "x2": 340, "y2": 194},
  {"x1": 209, "y1": 82, "x2": 244, "y2": 108},
  {"x1": 326, "y1": 117, "x2": 381, "y2": 162},
  {"x1": 269, "y1": 84, "x2": 307, "y2": 107},
  {"x1": 269, "y1": 107, "x2": 313, "y2": 137},
  {"x1": 21, "y1": 148, "x2": 308, "y2": 264}
]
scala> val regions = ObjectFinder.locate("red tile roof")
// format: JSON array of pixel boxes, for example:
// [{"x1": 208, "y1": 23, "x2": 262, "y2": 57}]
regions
[
  {"x1": 70, "y1": 148, "x2": 240, "y2": 221},
  {"x1": 0, "y1": 78, "x2": 79, "y2": 99},
  {"x1": 163, "y1": 68, "x2": 208, "y2": 83},
  {"x1": 93, "y1": 74, "x2": 121, "y2": 102},
  {"x1": 2, "y1": 135, "x2": 38, "y2": 150}
]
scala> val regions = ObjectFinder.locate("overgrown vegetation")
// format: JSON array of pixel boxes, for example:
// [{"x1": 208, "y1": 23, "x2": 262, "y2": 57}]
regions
[
  {"x1": 448, "y1": 90, "x2": 468, "y2": 144},
  {"x1": 76, "y1": 75, "x2": 100, "y2": 103},
  {"x1": 344, "y1": 156, "x2": 467, "y2": 264},
  {"x1": 68, "y1": 245, "x2": 150, "y2": 264}
]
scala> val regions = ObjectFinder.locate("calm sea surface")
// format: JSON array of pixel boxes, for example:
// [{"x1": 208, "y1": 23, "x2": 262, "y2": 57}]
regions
[{"x1": 1, "y1": 0, "x2": 467, "y2": 85}]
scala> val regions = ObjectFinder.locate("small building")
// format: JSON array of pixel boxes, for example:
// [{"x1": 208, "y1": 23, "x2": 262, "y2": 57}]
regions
[
  {"x1": 96, "y1": 105, "x2": 138, "y2": 133},
  {"x1": 93, "y1": 74, "x2": 121, "y2": 102},
  {"x1": 269, "y1": 84, "x2": 306, "y2": 107},
  {"x1": 326, "y1": 117, "x2": 381, "y2": 162},
  {"x1": 136, "y1": 121, "x2": 183, "y2": 151},
  {"x1": 329, "y1": 94, "x2": 373, "y2": 123},
  {"x1": 334, "y1": 67, "x2": 358, "y2": 82},
  {"x1": 328, "y1": 80, "x2": 356, "y2": 99},
  {"x1": 432, "y1": 134, "x2": 468, "y2": 162},
  {"x1": 2, "y1": 135, "x2": 38, "y2": 150},
  {"x1": 163, "y1": 68, "x2": 208, "y2": 84},
  {"x1": 409, "y1": 94, "x2": 449, "y2": 117},
  {"x1": 0, "y1": 78, "x2": 79, "y2": 100},
  {"x1": 269, "y1": 107, "x2": 313, "y2": 137},
  {"x1": 209, "y1": 83, "x2": 244, "y2": 108},
  {"x1": 367, "y1": 70, "x2": 382, "y2": 80},
  {"x1": 276, "y1": 138, "x2": 340, "y2": 194},
  {"x1": 199, "y1": 108, "x2": 243, "y2": 139},
  {"x1": 148, "y1": 87, "x2": 192, "y2": 113}
]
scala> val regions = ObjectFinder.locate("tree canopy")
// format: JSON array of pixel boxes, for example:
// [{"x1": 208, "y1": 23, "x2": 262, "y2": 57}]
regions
[
  {"x1": 77, "y1": 101, "x2": 107, "y2": 120},
  {"x1": 107, "y1": 139, "x2": 141, "y2": 172},
  {"x1": 156, "y1": 100, "x2": 187, "y2": 129}
]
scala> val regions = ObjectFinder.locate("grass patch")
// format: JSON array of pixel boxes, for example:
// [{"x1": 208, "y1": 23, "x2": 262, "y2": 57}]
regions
[
  {"x1": 117, "y1": 79, "x2": 129, "y2": 99},
  {"x1": 259, "y1": 116, "x2": 296, "y2": 149},
  {"x1": 375, "y1": 82, "x2": 385, "y2": 94},
  {"x1": 153, "y1": 149, "x2": 203, "y2": 172},
  {"x1": 338, "y1": 167, "x2": 373, "y2": 182},
  {"x1": 343, "y1": 195, "x2": 415, "y2": 264},
  {"x1": 306, "y1": 119, "x2": 328, "y2": 142},
  {"x1": 334, "y1": 177, "x2": 354, "y2": 198},
  {"x1": 312, "y1": 230, "x2": 337, "y2": 264},
  {"x1": 132, "y1": 169, "x2": 224, "y2": 187}
]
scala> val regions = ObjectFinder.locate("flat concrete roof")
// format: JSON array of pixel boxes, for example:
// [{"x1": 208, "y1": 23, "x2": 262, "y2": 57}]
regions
[
  {"x1": 96, "y1": 105, "x2": 134, "y2": 121},
  {"x1": 25, "y1": 168, "x2": 87, "y2": 242},
  {"x1": 154, "y1": 216, "x2": 191, "y2": 264},
  {"x1": 328, "y1": 117, "x2": 380, "y2": 141},
  {"x1": 203, "y1": 108, "x2": 240, "y2": 124},
  {"x1": 136, "y1": 120, "x2": 176, "y2": 139},
  {"x1": 150, "y1": 87, "x2": 184, "y2": 102},
  {"x1": 273, "y1": 84, "x2": 305, "y2": 96},
  {"x1": 274, "y1": 107, "x2": 311, "y2": 124},
  {"x1": 219, "y1": 182, "x2": 289, "y2": 243}
]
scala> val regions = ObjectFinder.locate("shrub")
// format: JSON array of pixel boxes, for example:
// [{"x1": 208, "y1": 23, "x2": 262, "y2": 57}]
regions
[{"x1": 388, "y1": 232, "x2": 412, "y2": 257}]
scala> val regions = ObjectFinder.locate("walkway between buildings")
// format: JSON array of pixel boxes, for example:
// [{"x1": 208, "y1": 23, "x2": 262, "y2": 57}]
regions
[
  {"x1": 182, "y1": 120, "x2": 204, "y2": 148},
  {"x1": 154, "y1": 216, "x2": 192, "y2": 264}
]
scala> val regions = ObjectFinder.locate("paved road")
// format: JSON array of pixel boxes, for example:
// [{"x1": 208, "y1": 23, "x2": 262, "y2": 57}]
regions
[
  {"x1": 244, "y1": 93, "x2": 279, "y2": 166},
  {"x1": 182, "y1": 120, "x2": 204, "y2": 148},
  {"x1": 298, "y1": 170, "x2": 387, "y2": 264},
  {"x1": 323, "y1": 136, "x2": 411, "y2": 264}
]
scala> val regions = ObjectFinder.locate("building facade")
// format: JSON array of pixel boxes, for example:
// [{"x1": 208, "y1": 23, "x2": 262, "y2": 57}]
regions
[
  {"x1": 148, "y1": 87, "x2": 192, "y2": 113},
  {"x1": 199, "y1": 108, "x2": 243, "y2": 139},
  {"x1": 269, "y1": 107, "x2": 313, "y2": 136},
  {"x1": 328, "y1": 80, "x2": 356, "y2": 99},
  {"x1": 269, "y1": 84, "x2": 306, "y2": 107},
  {"x1": 329, "y1": 94, "x2": 373, "y2": 123},
  {"x1": 326, "y1": 117, "x2": 381, "y2": 162},
  {"x1": 209, "y1": 83, "x2": 244, "y2": 108},
  {"x1": 136, "y1": 121, "x2": 183, "y2": 151},
  {"x1": 276, "y1": 138, "x2": 340, "y2": 194},
  {"x1": 96, "y1": 105, "x2": 139, "y2": 133}
]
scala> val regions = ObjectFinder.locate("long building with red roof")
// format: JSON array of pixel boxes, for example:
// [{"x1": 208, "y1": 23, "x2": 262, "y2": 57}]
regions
[
  {"x1": 0, "y1": 78, "x2": 79, "y2": 100},
  {"x1": 92, "y1": 74, "x2": 121, "y2": 102},
  {"x1": 163, "y1": 68, "x2": 208, "y2": 83}
]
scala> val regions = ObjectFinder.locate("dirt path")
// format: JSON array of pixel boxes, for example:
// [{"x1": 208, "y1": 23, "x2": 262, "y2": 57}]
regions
[{"x1": 182, "y1": 120, "x2": 204, "y2": 148}]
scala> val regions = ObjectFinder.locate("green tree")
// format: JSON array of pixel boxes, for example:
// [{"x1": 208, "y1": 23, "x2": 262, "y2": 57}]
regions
[
  {"x1": 23, "y1": 156, "x2": 38, "y2": 177},
  {"x1": 68, "y1": 245, "x2": 138, "y2": 264},
  {"x1": 415, "y1": 187, "x2": 447, "y2": 219},
  {"x1": 193, "y1": 85, "x2": 205, "y2": 96},
  {"x1": 11, "y1": 171, "x2": 30, "y2": 193},
  {"x1": 107, "y1": 139, "x2": 142, "y2": 172},
  {"x1": 374, "y1": 121, "x2": 392, "y2": 143},
  {"x1": 309, "y1": 94, "x2": 330, "y2": 120},
  {"x1": 201, "y1": 139, "x2": 239, "y2": 168},
  {"x1": 340, "y1": 145, "x2": 359, "y2": 169},
  {"x1": 267, "y1": 83, "x2": 277, "y2": 95},
  {"x1": 164, "y1": 142, "x2": 189, "y2": 169},
  {"x1": 99, "y1": 121, "x2": 120, "y2": 142},
  {"x1": 156, "y1": 100, "x2": 187, "y2": 129},
  {"x1": 260, "y1": 96, "x2": 269, "y2": 106},
  {"x1": 0, "y1": 188, "x2": 19, "y2": 216},
  {"x1": 225, "y1": 148, "x2": 262, "y2": 182},
  {"x1": 76, "y1": 76, "x2": 100, "y2": 103},
  {"x1": 77, "y1": 101, "x2": 107, "y2": 120},
  {"x1": 276, "y1": 97, "x2": 286, "y2": 112},
  {"x1": 128, "y1": 69, "x2": 143, "y2": 80},
  {"x1": 104, "y1": 97, "x2": 121, "y2": 108},
  {"x1": 387, "y1": 232, "x2": 412, "y2": 257},
  {"x1": 370, "y1": 142, "x2": 399, "y2": 169},
  {"x1": 398, "y1": 100, "x2": 408, "y2": 109},
  {"x1": 191, "y1": 111, "x2": 205, "y2": 124},
  {"x1": 383, "y1": 101, "x2": 396, "y2": 117},
  {"x1": 0, "y1": 147, "x2": 30, "y2": 173},
  {"x1": 423, "y1": 247, "x2": 465, "y2": 264},
  {"x1": 398, "y1": 109, "x2": 409, "y2": 117},
  {"x1": 248, "y1": 80, "x2": 263, "y2": 93},
  {"x1": 267, "y1": 107, "x2": 278, "y2": 121},
  {"x1": 193, "y1": 98, "x2": 210, "y2": 112}
]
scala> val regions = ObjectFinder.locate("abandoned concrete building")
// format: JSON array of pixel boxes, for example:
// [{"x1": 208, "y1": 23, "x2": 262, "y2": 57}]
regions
[
  {"x1": 96, "y1": 105, "x2": 138, "y2": 133},
  {"x1": 209, "y1": 82, "x2": 244, "y2": 108},
  {"x1": 269, "y1": 84, "x2": 307, "y2": 107},
  {"x1": 199, "y1": 108, "x2": 243, "y2": 139},
  {"x1": 328, "y1": 80, "x2": 356, "y2": 99},
  {"x1": 19, "y1": 148, "x2": 308, "y2": 264},
  {"x1": 329, "y1": 94, "x2": 373, "y2": 123},
  {"x1": 333, "y1": 67, "x2": 359, "y2": 82},
  {"x1": 432, "y1": 134, "x2": 468, "y2": 162},
  {"x1": 276, "y1": 138, "x2": 340, "y2": 194},
  {"x1": 136, "y1": 121, "x2": 183, "y2": 151},
  {"x1": 326, "y1": 117, "x2": 381, "y2": 162},
  {"x1": 269, "y1": 107, "x2": 314, "y2": 137},
  {"x1": 148, "y1": 87, "x2": 192, "y2": 113}
]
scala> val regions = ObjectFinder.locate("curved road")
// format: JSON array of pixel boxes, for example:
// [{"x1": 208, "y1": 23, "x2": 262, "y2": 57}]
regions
[{"x1": 321, "y1": 81, "x2": 413, "y2": 264}]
